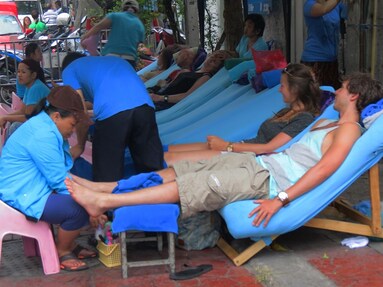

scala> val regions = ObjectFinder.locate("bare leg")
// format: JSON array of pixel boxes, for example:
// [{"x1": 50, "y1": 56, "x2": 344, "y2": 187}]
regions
[
  {"x1": 70, "y1": 168, "x2": 176, "y2": 195},
  {"x1": 167, "y1": 142, "x2": 208, "y2": 152},
  {"x1": 56, "y1": 227, "x2": 86, "y2": 269},
  {"x1": 65, "y1": 177, "x2": 180, "y2": 217},
  {"x1": 164, "y1": 149, "x2": 221, "y2": 166},
  {"x1": 71, "y1": 174, "x2": 117, "y2": 193}
]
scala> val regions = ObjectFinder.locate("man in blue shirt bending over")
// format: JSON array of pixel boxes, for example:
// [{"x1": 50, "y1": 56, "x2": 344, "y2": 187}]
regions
[{"x1": 62, "y1": 53, "x2": 164, "y2": 182}]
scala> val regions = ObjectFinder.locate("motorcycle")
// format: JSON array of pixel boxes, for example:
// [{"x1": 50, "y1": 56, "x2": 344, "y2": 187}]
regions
[{"x1": 151, "y1": 26, "x2": 186, "y2": 55}]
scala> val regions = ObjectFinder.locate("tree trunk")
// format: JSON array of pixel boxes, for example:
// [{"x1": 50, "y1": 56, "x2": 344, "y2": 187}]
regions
[
  {"x1": 223, "y1": 0, "x2": 244, "y2": 52},
  {"x1": 73, "y1": 0, "x2": 102, "y2": 28},
  {"x1": 163, "y1": 0, "x2": 183, "y2": 44}
]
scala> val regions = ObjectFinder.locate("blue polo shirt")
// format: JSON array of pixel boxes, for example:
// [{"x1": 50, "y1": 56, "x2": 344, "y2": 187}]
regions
[
  {"x1": 236, "y1": 36, "x2": 269, "y2": 58},
  {"x1": 23, "y1": 79, "x2": 50, "y2": 106},
  {"x1": 62, "y1": 56, "x2": 154, "y2": 121},
  {"x1": 0, "y1": 112, "x2": 72, "y2": 220},
  {"x1": 301, "y1": 0, "x2": 344, "y2": 62}
]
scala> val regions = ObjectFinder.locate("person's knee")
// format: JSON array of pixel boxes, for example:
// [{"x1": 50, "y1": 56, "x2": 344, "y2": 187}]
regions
[
  {"x1": 158, "y1": 167, "x2": 176, "y2": 183},
  {"x1": 60, "y1": 202, "x2": 89, "y2": 230}
]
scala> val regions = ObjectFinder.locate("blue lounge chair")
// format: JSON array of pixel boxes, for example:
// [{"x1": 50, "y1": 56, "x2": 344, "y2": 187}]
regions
[
  {"x1": 217, "y1": 104, "x2": 383, "y2": 266},
  {"x1": 161, "y1": 84, "x2": 285, "y2": 144},
  {"x1": 156, "y1": 60, "x2": 255, "y2": 125}
]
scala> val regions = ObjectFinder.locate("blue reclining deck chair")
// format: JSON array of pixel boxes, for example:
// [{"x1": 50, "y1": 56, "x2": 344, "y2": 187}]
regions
[
  {"x1": 217, "y1": 104, "x2": 383, "y2": 266},
  {"x1": 156, "y1": 60, "x2": 254, "y2": 125},
  {"x1": 162, "y1": 84, "x2": 285, "y2": 144},
  {"x1": 159, "y1": 83, "x2": 252, "y2": 138}
]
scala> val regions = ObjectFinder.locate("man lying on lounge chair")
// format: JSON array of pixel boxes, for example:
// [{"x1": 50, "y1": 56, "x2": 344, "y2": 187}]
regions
[{"x1": 65, "y1": 73, "x2": 383, "y2": 228}]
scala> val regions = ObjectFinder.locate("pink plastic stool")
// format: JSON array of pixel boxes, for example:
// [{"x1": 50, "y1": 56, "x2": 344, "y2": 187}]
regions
[
  {"x1": 0, "y1": 103, "x2": 13, "y2": 150},
  {"x1": 0, "y1": 200, "x2": 60, "y2": 275},
  {"x1": 11, "y1": 92, "x2": 24, "y2": 111}
]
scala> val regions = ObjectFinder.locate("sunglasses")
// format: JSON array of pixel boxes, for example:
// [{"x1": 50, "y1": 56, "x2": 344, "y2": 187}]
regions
[{"x1": 283, "y1": 64, "x2": 294, "y2": 77}]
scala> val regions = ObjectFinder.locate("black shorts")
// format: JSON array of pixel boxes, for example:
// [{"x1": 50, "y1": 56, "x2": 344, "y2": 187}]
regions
[{"x1": 92, "y1": 104, "x2": 164, "y2": 181}]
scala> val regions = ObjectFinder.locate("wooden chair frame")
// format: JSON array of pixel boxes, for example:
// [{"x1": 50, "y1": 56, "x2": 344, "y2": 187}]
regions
[{"x1": 217, "y1": 163, "x2": 383, "y2": 267}]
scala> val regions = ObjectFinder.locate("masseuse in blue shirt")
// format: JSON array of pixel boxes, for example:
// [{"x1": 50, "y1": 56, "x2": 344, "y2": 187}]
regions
[
  {"x1": 62, "y1": 53, "x2": 164, "y2": 182},
  {"x1": 301, "y1": 0, "x2": 345, "y2": 89},
  {"x1": 0, "y1": 86, "x2": 98, "y2": 272},
  {"x1": 80, "y1": 0, "x2": 144, "y2": 68}
]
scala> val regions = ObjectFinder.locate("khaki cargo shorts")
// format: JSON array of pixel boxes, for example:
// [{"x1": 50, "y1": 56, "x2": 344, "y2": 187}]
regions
[{"x1": 173, "y1": 152, "x2": 270, "y2": 218}]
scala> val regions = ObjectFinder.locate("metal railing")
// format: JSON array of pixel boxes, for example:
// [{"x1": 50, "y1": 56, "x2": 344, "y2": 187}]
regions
[{"x1": 0, "y1": 36, "x2": 85, "y2": 104}]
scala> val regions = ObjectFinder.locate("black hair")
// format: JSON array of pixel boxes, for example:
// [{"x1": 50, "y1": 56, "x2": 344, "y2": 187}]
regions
[
  {"x1": 30, "y1": 9, "x2": 40, "y2": 21},
  {"x1": 244, "y1": 13, "x2": 265, "y2": 37},
  {"x1": 25, "y1": 43, "x2": 39, "y2": 58},
  {"x1": 27, "y1": 97, "x2": 72, "y2": 119},
  {"x1": 61, "y1": 52, "x2": 86, "y2": 71},
  {"x1": 19, "y1": 59, "x2": 46, "y2": 85}
]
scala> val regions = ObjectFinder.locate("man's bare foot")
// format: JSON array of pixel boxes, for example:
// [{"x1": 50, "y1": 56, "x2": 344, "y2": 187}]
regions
[
  {"x1": 71, "y1": 174, "x2": 117, "y2": 194},
  {"x1": 64, "y1": 177, "x2": 108, "y2": 217}
]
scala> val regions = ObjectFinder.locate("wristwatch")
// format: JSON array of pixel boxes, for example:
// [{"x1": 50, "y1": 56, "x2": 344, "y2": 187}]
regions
[
  {"x1": 277, "y1": 191, "x2": 290, "y2": 206},
  {"x1": 164, "y1": 95, "x2": 168, "y2": 103},
  {"x1": 226, "y1": 142, "x2": 233, "y2": 152}
]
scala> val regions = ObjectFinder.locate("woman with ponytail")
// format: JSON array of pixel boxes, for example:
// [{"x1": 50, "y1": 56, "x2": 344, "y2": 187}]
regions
[
  {"x1": 163, "y1": 63, "x2": 322, "y2": 166},
  {"x1": 0, "y1": 86, "x2": 97, "y2": 272},
  {"x1": 0, "y1": 59, "x2": 50, "y2": 139}
]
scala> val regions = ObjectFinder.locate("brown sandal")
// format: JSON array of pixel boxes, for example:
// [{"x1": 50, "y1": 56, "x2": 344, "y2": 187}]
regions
[{"x1": 60, "y1": 253, "x2": 89, "y2": 272}]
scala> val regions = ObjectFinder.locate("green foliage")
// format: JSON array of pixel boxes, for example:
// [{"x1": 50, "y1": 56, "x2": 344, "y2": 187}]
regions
[{"x1": 92, "y1": 0, "x2": 161, "y2": 35}]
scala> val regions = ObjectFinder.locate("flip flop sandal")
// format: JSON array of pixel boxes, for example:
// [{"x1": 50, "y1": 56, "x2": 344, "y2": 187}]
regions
[
  {"x1": 72, "y1": 244, "x2": 98, "y2": 259},
  {"x1": 60, "y1": 253, "x2": 89, "y2": 272},
  {"x1": 169, "y1": 264, "x2": 213, "y2": 280}
]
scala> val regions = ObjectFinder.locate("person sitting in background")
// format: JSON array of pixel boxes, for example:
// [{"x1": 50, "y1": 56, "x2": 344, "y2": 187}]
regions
[
  {"x1": 23, "y1": 16, "x2": 32, "y2": 32},
  {"x1": 16, "y1": 43, "x2": 46, "y2": 99},
  {"x1": 29, "y1": 9, "x2": 47, "y2": 32},
  {"x1": 139, "y1": 44, "x2": 185, "y2": 82},
  {"x1": 163, "y1": 63, "x2": 321, "y2": 166},
  {"x1": 43, "y1": 2, "x2": 58, "y2": 26},
  {"x1": 149, "y1": 50, "x2": 231, "y2": 111},
  {"x1": 55, "y1": 0, "x2": 69, "y2": 14},
  {"x1": 150, "y1": 46, "x2": 203, "y2": 90},
  {"x1": 236, "y1": 13, "x2": 269, "y2": 58},
  {"x1": 0, "y1": 59, "x2": 50, "y2": 140}
]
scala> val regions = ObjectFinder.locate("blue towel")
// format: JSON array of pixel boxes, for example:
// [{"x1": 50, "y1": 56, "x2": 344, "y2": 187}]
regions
[
  {"x1": 112, "y1": 172, "x2": 180, "y2": 234},
  {"x1": 112, "y1": 172, "x2": 163, "y2": 194},
  {"x1": 361, "y1": 98, "x2": 383, "y2": 120}
]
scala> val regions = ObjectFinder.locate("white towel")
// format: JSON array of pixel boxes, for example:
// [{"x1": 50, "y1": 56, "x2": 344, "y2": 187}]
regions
[{"x1": 341, "y1": 236, "x2": 369, "y2": 249}]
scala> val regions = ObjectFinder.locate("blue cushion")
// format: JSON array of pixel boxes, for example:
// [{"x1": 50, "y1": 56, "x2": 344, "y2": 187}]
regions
[
  {"x1": 262, "y1": 69, "x2": 282, "y2": 89},
  {"x1": 112, "y1": 204, "x2": 180, "y2": 234},
  {"x1": 111, "y1": 172, "x2": 180, "y2": 233}
]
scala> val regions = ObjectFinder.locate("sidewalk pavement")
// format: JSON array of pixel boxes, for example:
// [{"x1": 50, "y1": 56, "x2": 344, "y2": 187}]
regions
[{"x1": 1, "y1": 167, "x2": 383, "y2": 286}]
